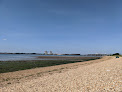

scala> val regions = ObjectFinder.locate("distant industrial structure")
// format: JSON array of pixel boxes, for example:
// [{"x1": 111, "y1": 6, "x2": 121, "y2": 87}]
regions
[
  {"x1": 44, "y1": 51, "x2": 48, "y2": 55},
  {"x1": 44, "y1": 51, "x2": 53, "y2": 55},
  {"x1": 43, "y1": 52, "x2": 108, "y2": 56},
  {"x1": 49, "y1": 51, "x2": 53, "y2": 55}
]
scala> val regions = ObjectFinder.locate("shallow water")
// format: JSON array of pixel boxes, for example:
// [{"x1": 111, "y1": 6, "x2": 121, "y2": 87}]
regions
[
  {"x1": 0, "y1": 54, "x2": 101, "y2": 61},
  {"x1": 0, "y1": 54, "x2": 40, "y2": 61}
]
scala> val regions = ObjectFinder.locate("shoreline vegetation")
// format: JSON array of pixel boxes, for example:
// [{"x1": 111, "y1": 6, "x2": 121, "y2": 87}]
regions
[
  {"x1": 112, "y1": 53, "x2": 122, "y2": 57},
  {"x1": 0, "y1": 57, "x2": 100, "y2": 73}
]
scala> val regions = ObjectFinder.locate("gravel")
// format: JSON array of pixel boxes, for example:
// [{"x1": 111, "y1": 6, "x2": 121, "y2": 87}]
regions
[{"x1": 0, "y1": 57, "x2": 122, "y2": 92}]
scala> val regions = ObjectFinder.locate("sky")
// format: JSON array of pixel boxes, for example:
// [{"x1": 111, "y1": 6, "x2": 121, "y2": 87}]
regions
[{"x1": 0, "y1": 0, "x2": 122, "y2": 54}]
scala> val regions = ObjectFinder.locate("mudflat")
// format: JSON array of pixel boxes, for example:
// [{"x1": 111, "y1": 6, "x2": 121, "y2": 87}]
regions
[
  {"x1": 0, "y1": 56, "x2": 122, "y2": 92},
  {"x1": 37, "y1": 56, "x2": 100, "y2": 60}
]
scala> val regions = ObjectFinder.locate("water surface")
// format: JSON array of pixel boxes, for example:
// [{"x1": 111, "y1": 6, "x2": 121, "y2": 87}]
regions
[{"x1": 0, "y1": 54, "x2": 101, "y2": 61}]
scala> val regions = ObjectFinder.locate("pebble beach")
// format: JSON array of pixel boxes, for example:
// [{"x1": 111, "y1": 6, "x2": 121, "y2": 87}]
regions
[{"x1": 0, "y1": 56, "x2": 122, "y2": 92}]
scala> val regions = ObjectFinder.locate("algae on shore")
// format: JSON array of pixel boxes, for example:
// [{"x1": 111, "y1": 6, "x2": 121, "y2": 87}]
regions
[{"x1": 0, "y1": 57, "x2": 100, "y2": 73}]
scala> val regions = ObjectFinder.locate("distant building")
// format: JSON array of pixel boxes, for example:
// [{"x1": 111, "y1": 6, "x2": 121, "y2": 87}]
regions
[
  {"x1": 87, "y1": 54, "x2": 107, "y2": 56},
  {"x1": 49, "y1": 51, "x2": 53, "y2": 55},
  {"x1": 44, "y1": 51, "x2": 48, "y2": 55}
]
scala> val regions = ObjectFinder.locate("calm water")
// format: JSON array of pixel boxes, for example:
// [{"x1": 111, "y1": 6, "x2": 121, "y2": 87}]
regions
[
  {"x1": 0, "y1": 54, "x2": 101, "y2": 61},
  {"x1": 0, "y1": 54, "x2": 41, "y2": 61}
]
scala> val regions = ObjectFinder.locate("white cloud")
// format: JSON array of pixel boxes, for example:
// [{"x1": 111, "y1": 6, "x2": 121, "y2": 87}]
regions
[{"x1": 3, "y1": 39, "x2": 7, "y2": 40}]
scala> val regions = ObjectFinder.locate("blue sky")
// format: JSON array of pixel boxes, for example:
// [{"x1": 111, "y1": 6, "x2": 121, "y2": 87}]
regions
[{"x1": 0, "y1": 0, "x2": 122, "y2": 54}]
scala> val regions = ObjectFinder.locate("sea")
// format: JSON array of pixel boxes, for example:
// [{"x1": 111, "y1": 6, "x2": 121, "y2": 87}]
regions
[
  {"x1": 0, "y1": 54, "x2": 101, "y2": 61},
  {"x1": 0, "y1": 54, "x2": 41, "y2": 61}
]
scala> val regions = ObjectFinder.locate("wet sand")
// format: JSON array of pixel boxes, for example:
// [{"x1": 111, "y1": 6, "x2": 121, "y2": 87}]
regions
[{"x1": 0, "y1": 56, "x2": 121, "y2": 92}]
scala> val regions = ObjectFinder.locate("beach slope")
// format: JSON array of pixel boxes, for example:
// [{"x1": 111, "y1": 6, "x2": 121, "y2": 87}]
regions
[{"x1": 0, "y1": 56, "x2": 122, "y2": 92}]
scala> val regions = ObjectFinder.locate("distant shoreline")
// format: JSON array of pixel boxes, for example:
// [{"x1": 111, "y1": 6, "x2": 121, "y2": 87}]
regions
[{"x1": 0, "y1": 53, "x2": 37, "y2": 54}]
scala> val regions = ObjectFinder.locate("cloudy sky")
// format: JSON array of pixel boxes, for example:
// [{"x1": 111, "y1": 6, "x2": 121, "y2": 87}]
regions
[{"x1": 0, "y1": 0, "x2": 122, "y2": 54}]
